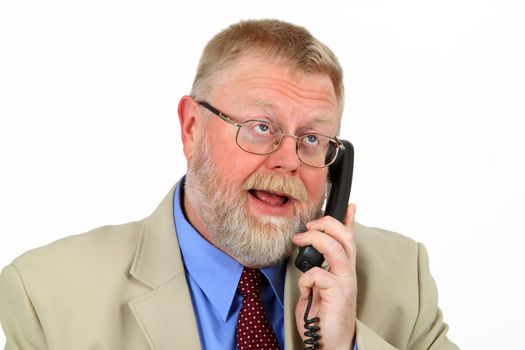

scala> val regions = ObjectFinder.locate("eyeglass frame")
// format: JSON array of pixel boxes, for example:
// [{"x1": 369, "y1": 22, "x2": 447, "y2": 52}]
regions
[{"x1": 196, "y1": 100, "x2": 345, "y2": 168}]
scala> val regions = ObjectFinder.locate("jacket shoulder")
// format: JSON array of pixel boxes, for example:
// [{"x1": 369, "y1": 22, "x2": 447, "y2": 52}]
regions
[
  {"x1": 354, "y1": 222, "x2": 424, "y2": 344},
  {"x1": 354, "y1": 221, "x2": 420, "y2": 289},
  {"x1": 8, "y1": 220, "x2": 145, "y2": 281},
  {"x1": 355, "y1": 222, "x2": 418, "y2": 253},
  {"x1": 353, "y1": 224, "x2": 458, "y2": 349}
]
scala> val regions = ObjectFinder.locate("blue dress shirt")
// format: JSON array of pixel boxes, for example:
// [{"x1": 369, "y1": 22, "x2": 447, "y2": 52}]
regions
[{"x1": 173, "y1": 181, "x2": 285, "y2": 349}]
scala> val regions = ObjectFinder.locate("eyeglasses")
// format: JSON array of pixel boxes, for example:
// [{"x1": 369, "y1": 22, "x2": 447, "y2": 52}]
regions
[{"x1": 196, "y1": 100, "x2": 345, "y2": 168}]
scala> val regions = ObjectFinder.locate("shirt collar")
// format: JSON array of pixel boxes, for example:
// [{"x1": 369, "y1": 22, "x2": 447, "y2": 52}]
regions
[{"x1": 173, "y1": 178, "x2": 285, "y2": 321}]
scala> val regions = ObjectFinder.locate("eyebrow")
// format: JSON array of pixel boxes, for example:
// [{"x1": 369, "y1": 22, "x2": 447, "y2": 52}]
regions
[
  {"x1": 253, "y1": 99, "x2": 275, "y2": 108},
  {"x1": 251, "y1": 99, "x2": 334, "y2": 125}
]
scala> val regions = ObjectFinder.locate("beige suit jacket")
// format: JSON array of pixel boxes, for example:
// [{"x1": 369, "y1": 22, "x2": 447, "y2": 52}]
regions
[{"x1": 0, "y1": 186, "x2": 459, "y2": 349}]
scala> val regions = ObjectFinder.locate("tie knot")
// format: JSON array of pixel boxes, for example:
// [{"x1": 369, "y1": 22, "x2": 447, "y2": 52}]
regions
[{"x1": 238, "y1": 268, "x2": 262, "y2": 296}]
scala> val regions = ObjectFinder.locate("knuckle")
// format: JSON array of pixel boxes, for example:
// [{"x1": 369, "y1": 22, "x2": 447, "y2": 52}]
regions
[
  {"x1": 326, "y1": 237, "x2": 344, "y2": 254},
  {"x1": 307, "y1": 266, "x2": 325, "y2": 280},
  {"x1": 345, "y1": 230, "x2": 356, "y2": 244}
]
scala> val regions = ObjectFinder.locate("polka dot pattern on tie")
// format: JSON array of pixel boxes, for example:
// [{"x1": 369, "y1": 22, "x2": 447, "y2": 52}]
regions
[{"x1": 236, "y1": 268, "x2": 280, "y2": 350}]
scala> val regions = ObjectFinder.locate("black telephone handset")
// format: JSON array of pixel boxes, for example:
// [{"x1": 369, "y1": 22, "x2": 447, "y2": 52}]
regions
[{"x1": 295, "y1": 139, "x2": 354, "y2": 272}]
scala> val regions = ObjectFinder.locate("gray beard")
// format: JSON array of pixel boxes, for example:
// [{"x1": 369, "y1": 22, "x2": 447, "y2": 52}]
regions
[{"x1": 184, "y1": 135, "x2": 324, "y2": 267}]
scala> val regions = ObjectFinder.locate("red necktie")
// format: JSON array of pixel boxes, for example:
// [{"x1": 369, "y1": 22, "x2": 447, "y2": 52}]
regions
[{"x1": 236, "y1": 268, "x2": 280, "y2": 350}]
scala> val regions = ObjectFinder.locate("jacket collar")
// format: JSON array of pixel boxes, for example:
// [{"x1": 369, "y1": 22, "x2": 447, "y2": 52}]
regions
[{"x1": 130, "y1": 185, "x2": 183, "y2": 288}]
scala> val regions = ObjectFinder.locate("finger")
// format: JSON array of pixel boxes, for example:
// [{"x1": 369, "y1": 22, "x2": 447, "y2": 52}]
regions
[
  {"x1": 297, "y1": 267, "x2": 333, "y2": 299},
  {"x1": 305, "y1": 218, "x2": 353, "y2": 259},
  {"x1": 293, "y1": 230, "x2": 353, "y2": 276},
  {"x1": 303, "y1": 204, "x2": 357, "y2": 263},
  {"x1": 308, "y1": 204, "x2": 356, "y2": 234},
  {"x1": 344, "y1": 203, "x2": 356, "y2": 228}
]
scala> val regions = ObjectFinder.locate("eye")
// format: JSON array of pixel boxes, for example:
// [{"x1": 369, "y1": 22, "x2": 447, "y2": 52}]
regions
[
  {"x1": 303, "y1": 134, "x2": 319, "y2": 146},
  {"x1": 253, "y1": 122, "x2": 272, "y2": 135}
]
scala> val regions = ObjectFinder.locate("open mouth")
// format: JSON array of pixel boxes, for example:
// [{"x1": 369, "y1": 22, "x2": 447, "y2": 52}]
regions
[{"x1": 249, "y1": 189, "x2": 291, "y2": 206}]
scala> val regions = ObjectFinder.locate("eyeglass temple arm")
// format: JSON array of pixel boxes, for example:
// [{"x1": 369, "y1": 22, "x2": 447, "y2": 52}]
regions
[
  {"x1": 335, "y1": 137, "x2": 346, "y2": 150},
  {"x1": 196, "y1": 100, "x2": 240, "y2": 126}
]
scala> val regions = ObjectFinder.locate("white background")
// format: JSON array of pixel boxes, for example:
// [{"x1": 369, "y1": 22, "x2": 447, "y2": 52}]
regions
[{"x1": 1, "y1": 0, "x2": 524, "y2": 348}]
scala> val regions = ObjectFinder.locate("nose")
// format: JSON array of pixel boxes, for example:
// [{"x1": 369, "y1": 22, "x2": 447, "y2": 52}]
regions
[{"x1": 265, "y1": 135, "x2": 301, "y2": 174}]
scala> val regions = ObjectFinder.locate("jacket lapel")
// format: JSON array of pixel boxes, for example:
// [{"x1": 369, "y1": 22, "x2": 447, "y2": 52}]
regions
[
  {"x1": 128, "y1": 185, "x2": 201, "y2": 349},
  {"x1": 284, "y1": 250, "x2": 305, "y2": 350}
]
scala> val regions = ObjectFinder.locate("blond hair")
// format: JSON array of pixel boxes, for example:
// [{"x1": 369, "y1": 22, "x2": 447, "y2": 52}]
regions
[{"x1": 191, "y1": 19, "x2": 344, "y2": 115}]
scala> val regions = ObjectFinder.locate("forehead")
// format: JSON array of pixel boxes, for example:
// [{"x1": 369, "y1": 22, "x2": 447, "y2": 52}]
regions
[{"x1": 210, "y1": 54, "x2": 339, "y2": 117}]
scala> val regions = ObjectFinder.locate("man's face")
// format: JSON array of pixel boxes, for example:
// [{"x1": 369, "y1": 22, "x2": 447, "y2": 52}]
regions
[{"x1": 182, "y1": 53, "x2": 340, "y2": 267}]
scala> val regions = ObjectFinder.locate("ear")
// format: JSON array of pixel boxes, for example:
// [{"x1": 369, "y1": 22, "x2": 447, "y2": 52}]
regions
[{"x1": 178, "y1": 95, "x2": 204, "y2": 162}]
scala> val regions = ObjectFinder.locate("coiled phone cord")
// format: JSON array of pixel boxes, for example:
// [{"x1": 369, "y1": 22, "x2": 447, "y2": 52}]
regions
[{"x1": 303, "y1": 288, "x2": 320, "y2": 349}]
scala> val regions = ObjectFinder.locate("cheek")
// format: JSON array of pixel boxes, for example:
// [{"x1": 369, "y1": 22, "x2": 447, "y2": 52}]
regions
[
  {"x1": 207, "y1": 129, "x2": 262, "y2": 182},
  {"x1": 302, "y1": 171, "x2": 328, "y2": 200}
]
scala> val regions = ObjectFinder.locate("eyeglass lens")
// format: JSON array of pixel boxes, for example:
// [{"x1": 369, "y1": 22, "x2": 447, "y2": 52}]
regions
[{"x1": 236, "y1": 120, "x2": 338, "y2": 167}]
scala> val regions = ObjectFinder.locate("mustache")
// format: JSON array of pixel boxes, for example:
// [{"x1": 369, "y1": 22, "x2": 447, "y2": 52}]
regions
[{"x1": 242, "y1": 172, "x2": 308, "y2": 202}]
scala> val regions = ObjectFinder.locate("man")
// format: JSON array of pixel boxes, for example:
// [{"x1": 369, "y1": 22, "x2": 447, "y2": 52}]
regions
[{"x1": 0, "y1": 19, "x2": 458, "y2": 349}]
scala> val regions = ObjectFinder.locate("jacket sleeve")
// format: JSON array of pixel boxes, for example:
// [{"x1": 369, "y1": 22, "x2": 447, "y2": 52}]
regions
[
  {"x1": 355, "y1": 243, "x2": 460, "y2": 350},
  {"x1": 0, "y1": 264, "x2": 49, "y2": 350}
]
